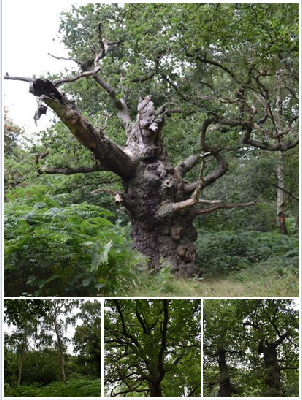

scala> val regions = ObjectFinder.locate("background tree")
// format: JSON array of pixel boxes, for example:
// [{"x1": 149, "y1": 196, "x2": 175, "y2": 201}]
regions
[
  {"x1": 4, "y1": 300, "x2": 50, "y2": 386},
  {"x1": 4, "y1": 108, "x2": 21, "y2": 156},
  {"x1": 4, "y1": 108, "x2": 36, "y2": 195},
  {"x1": 42, "y1": 300, "x2": 80, "y2": 386},
  {"x1": 240, "y1": 299, "x2": 299, "y2": 397},
  {"x1": 203, "y1": 300, "x2": 247, "y2": 396},
  {"x1": 5, "y1": 3, "x2": 298, "y2": 277},
  {"x1": 73, "y1": 300, "x2": 102, "y2": 378},
  {"x1": 104, "y1": 299, "x2": 201, "y2": 397}
]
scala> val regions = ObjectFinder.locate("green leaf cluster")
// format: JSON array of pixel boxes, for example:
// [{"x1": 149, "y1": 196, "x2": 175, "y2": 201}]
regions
[
  {"x1": 196, "y1": 230, "x2": 299, "y2": 277},
  {"x1": 4, "y1": 186, "x2": 144, "y2": 296}
]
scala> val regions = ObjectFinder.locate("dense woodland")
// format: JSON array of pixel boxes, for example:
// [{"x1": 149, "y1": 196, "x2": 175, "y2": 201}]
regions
[
  {"x1": 104, "y1": 299, "x2": 201, "y2": 397},
  {"x1": 4, "y1": 3, "x2": 299, "y2": 297},
  {"x1": 203, "y1": 299, "x2": 299, "y2": 397},
  {"x1": 4, "y1": 299, "x2": 102, "y2": 397}
]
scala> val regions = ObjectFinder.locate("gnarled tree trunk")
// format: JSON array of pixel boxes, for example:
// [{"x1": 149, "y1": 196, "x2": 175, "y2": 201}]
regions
[
  {"x1": 124, "y1": 159, "x2": 199, "y2": 276},
  {"x1": 263, "y1": 344, "x2": 281, "y2": 396}
]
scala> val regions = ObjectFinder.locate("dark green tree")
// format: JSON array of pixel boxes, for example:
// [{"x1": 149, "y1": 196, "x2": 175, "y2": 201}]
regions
[
  {"x1": 203, "y1": 300, "x2": 247, "y2": 396},
  {"x1": 240, "y1": 299, "x2": 299, "y2": 397},
  {"x1": 104, "y1": 299, "x2": 201, "y2": 397},
  {"x1": 4, "y1": 300, "x2": 50, "y2": 386},
  {"x1": 203, "y1": 299, "x2": 299, "y2": 397},
  {"x1": 42, "y1": 300, "x2": 80, "y2": 386},
  {"x1": 73, "y1": 301, "x2": 102, "y2": 378}
]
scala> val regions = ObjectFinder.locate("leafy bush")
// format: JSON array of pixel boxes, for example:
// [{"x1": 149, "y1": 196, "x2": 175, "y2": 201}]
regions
[
  {"x1": 4, "y1": 186, "x2": 145, "y2": 296},
  {"x1": 196, "y1": 230, "x2": 299, "y2": 277}
]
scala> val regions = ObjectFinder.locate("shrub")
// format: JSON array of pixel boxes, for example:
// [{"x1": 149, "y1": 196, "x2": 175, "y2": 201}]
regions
[
  {"x1": 196, "y1": 230, "x2": 299, "y2": 277},
  {"x1": 5, "y1": 186, "x2": 145, "y2": 296}
]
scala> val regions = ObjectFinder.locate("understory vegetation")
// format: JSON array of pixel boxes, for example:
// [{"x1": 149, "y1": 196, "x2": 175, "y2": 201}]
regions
[
  {"x1": 4, "y1": 184, "x2": 298, "y2": 297},
  {"x1": 5, "y1": 378, "x2": 102, "y2": 398}
]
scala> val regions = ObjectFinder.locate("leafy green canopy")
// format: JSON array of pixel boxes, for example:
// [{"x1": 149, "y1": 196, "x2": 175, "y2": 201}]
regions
[
  {"x1": 73, "y1": 301, "x2": 102, "y2": 377},
  {"x1": 105, "y1": 299, "x2": 201, "y2": 397},
  {"x1": 203, "y1": 299, "x2": 299, "y2": 397},
  {"x1": 57, "y1": 3, "x2": 298, "y2": 117}
]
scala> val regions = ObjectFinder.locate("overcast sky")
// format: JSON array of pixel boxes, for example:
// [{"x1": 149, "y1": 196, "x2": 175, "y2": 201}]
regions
[{"x1": 3, "y1": 1, "x2": 76, "y2": 134}]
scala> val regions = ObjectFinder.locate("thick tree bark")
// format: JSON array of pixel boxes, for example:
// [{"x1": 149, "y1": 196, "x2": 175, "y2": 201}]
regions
[
  {"x1": 124, "y1": 159, "x2": 200, "y2": 276},
  {"x1": 4, "y1": 77, "x2": 257, "y2": 277},
  {"x1": 149, "y1": 382, "x2": 163, "y2": 397},
  {"x1": 258, "y1": 341, "x2": 282, "y2": 396},
  {"x1": 257, "y1": 330, "x2": 290, "y2": 397},
  {"x1": 218, "y1": 349, "x2": 232, "y2": 397}
]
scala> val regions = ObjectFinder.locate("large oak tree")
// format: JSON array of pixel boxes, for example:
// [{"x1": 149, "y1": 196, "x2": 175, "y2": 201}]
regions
[
  {"x1": 204, "y1": 299, "x2": 299, "y2": 397},
  {"x1": 104, "y1": 299, "x2": 201, "y2": 397},
  {"x1": 5, "y1": 3, "x2": 298, "y2": 276}
]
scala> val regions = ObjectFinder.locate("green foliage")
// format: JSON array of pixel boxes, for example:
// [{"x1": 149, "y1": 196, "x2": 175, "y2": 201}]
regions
[
  {"x1": 196, "y1": 230, "x2": 299, "y2": 277},
  {"x1": 17, "y1": 350, "x2": 62, "y2": 385},
  {"x1": 4, "y1": 186, "x2": 144, "y2": 296},
  {"x1": 203, "y1": 300, "x2": 299, "y2": 397},
  {"x1": 4, "y1": 108, "x2": 22, "y2": 156},
  {"x1": 4, "y1": 108, "x2": 37, "y2": 193},
  {"x1": 4, "y1": 299, "x2": 50, "y2": 327},
  {"x1": 73, "y1": 301, "x2": 102, "y2": 377},
  {"x1": 4, "y1": 300, "x2": 103, "y2": 396},
  {"x1": 105, "y1": 299, "x2": 201, "y2": 397},
  {"x1": 4, "y1": 378, "x2": 102, "y2": 397}
]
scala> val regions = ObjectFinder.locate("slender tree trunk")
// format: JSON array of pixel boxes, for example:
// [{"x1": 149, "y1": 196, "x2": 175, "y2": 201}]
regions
[
  {"x1": 218, "y1": 349, "x2": 232, "y2": 397},
  {"x1": 276, "y1": 153, "x2": 287, "y2": 234},
  {"x1": 54, "y1": 320, "x2": 67, "y2": 386},
  {"x1": 17, "y1": 340, "x2": 27, "y2": 386}
]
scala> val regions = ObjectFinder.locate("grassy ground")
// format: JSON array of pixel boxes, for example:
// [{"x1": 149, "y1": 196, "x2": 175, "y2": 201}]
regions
[
  {"x1": 128, "y1": 260, "x2": 299, "y2": 297},
  {"x1": 125, "y1": 231, "x2": 299, "y2": 298}
]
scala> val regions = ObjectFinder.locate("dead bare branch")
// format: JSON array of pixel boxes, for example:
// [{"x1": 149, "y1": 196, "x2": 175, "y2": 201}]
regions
[
  {"x1": 54, "y1": 67, "x2": 101, "y2": 87},
  {"x1": 195, "y1": 201, "x2": 255, "y2": 214},
  {"x1": 38, "y1": 165, "x2": 106, "y2": 175}
]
